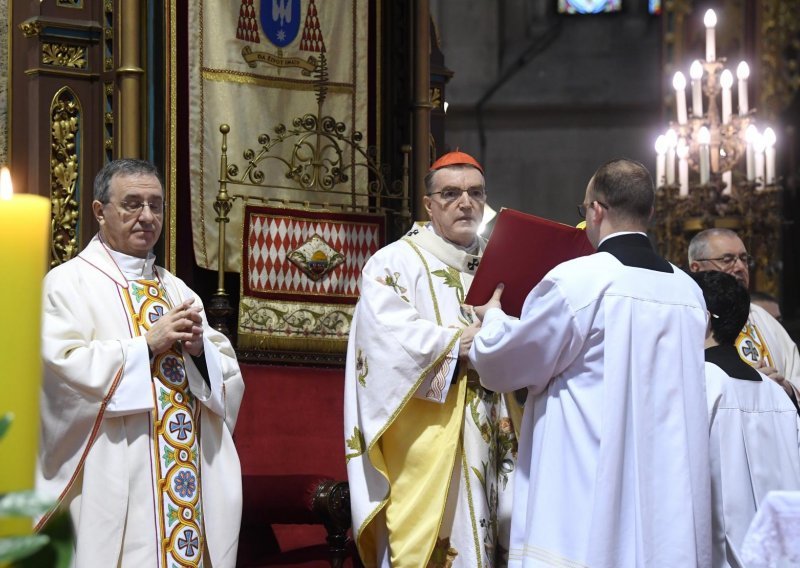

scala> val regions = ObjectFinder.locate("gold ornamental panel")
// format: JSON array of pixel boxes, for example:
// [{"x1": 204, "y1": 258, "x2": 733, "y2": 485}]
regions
[
  {"x1": 41, "y1": 42, "x2": 88, "y2": 69},
  {"x1": 50, "y1": 87, "x2": 82, "y2": 267}
]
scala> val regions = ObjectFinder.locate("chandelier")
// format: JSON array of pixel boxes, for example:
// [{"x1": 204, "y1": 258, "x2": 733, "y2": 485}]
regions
[{"x1": 651, "y1": 8, "x2": 782, "y2": 293}]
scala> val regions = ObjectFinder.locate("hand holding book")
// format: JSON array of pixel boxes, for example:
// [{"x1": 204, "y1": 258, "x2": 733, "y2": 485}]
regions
[{"x1": 465, "y1": 208, "x2": 595, "y2": 318}]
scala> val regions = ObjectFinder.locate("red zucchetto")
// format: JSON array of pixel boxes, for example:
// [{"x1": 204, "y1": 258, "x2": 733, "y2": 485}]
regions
[{"x1": 429, "y1": 150, "x2": 484, "y2": 174}]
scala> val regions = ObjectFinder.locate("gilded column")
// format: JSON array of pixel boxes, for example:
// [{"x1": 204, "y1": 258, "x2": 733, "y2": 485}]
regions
[{"x1": 117, "y1": 0, "x2": 144, "y2": 157}]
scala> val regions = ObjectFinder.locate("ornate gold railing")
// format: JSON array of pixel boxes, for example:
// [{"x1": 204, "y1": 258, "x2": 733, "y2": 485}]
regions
[{"x1": 208, "y1": 118, "x2": 411, "y2": 336}]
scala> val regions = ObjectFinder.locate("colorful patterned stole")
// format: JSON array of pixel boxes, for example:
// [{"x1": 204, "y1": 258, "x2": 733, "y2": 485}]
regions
[
  {"x1": 736, "y1": 319, "x2": 774, "y2": 369},
  {"x1": 122, "y1": 279, "x2": 205, "y2": 567}
]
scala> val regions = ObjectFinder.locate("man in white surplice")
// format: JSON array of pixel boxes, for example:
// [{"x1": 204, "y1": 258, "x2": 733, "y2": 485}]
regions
[
  {"x1": 344, "y1": 151, "x2": 517, "y2": 567},
  {"x1": 688, "y1": 228, "x2": 800, "y2": 405},
  {"x1": 37, "y1": 160, "x2": 244, "y2": 568},
  {"x1": 470, "y1": 159, "x2": 712, "y2": 567},
  {"x1": 692, "y1": 270, "x2": 800, "y2": 568}
]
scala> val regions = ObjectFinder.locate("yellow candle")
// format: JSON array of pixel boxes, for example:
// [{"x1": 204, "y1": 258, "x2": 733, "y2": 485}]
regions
[{"x1": 0, "y1": 167, "x2": 50, "y2": 536}]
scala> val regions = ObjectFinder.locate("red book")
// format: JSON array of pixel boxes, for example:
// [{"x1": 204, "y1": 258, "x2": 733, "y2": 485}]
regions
[{"x1": 465, "y1": 208, "x2": 595, "y2": 317}]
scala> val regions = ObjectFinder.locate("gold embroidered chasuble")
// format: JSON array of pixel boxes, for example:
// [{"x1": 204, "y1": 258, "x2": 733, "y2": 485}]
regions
[
  {"x1": 123, "y1": 278, "x2": 206, "y2": 567},
  {"x1": 344, "y1": 223, "x2": 517, "y2": 568}
]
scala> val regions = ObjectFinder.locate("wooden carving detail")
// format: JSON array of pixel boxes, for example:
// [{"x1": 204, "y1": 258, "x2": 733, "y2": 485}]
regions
[
  {"x1": 50, "y1": 87, "x2": 82, "y2": 267},
  {"x1": 41, "y1": 42, "x2": 88, "y2": 69}
]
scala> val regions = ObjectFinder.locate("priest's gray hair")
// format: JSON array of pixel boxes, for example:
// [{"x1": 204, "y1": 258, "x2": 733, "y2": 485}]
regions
[
  {"x1": 588, "y1": 158, "x2": 653, "y2": 225},
  {"x1": 687, "y1": 228, "x2": 739, "y2": 263},
  {"x1": 93, "y1": 159, "x2": 163, "y2": 203}
]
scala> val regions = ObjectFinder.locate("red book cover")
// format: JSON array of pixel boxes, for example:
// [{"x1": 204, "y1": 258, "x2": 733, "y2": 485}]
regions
[{"x1": 465, "y1": 208, "x2": 595, "y2": 317}]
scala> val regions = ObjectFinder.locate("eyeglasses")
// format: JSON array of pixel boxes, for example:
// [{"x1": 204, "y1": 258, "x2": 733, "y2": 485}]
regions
[
  {"x1": 577, "y1": 200, "x2": 610, "y2": 219},
  {"x1": 694, "y1": 253, "x2": 754, "y2": 270},
  {"x1": 428, "y1": 188, "x2": 487, "y2": 203},
  {"x1": 110, "y1": 199, "x2": 165, "y2": 216}
]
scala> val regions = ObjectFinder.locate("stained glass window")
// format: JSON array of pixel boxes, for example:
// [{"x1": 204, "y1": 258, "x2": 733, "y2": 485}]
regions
[{"x1": 557, "y1": 0, "x2": 622, "y2": 14}]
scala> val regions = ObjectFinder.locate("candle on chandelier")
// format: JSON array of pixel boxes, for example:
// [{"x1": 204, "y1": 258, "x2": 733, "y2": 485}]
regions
[
  {"x1": 720, "y1": 69, "x2": 733, "y2": 124},
  {"x1": 698, "y1": 127, "x2": 711, "y2": 185},
  {"x1": 677, "y1": 140, "x2": 690, "y2": 196},
  {"x1": 704, "y1": 10, "x2": 717, "y2": 62},
  {"x1": 665, "y1": 129, "x2": 678, "y2": 185},
  {"x1": 722, "y1": 170, "x2": 733, "y2": 195},
  {"x1": 655, "y1": 135, "x2": 667, "y2": 187},
  {"x1": 753, "y1": 131, "x2": 766, "y2": 189},
  {"x1": 689, "y1": 61, "x2": 704, "y2": 117},
  {"x1": 0, "y1": 167, "x2": 50, "y2": 536},
  {"x1": 763, "y1": 127, "x2": 776, "y2": 185},
  {"x1": 673, "y1": 72, "x2": 688, "y2": 125},
  {"x1": 737, "y1": 62, "x2": 750, "y2": 115},
  {"x1": 745, "y1": 125, "x2": 758, "y2": 182}
]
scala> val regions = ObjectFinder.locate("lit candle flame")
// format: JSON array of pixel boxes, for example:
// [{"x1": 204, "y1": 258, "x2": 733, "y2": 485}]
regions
[
  {"x1": 0, "y1": 167, "x2": 12, "y2": 200},
  {"x1": 655, "y1": 135, "x2": 667, "y2": 155},
  {"x1": 704, "y1": 9, "x2": 717, "y2": 28},
  {"x1": 763, "y1": 127, "x2": 776, "y2": 148},
  {"x1": 666, "y1": 129, "x2": 678, "y2": 147},
  {"x1": 672, "y1": 71, "x2": 686, "y2": 91},
  {"x1": 736, "y1": 61, "x2": 750, "y2": 80},
  {"x1": 689, "y1": 61, "x2": 703, "y2": 80},
  {"x1": 720, "y1": 70, "x2": 733, "y2": 89}
]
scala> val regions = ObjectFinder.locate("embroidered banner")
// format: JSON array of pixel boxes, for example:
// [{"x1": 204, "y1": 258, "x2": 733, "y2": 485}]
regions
[
  {"x1": 238, "y1": 204, "x2": 384, "y2": 353},
  {"x1": 188, "y1": 0, "x2": 369, "y2": 271}
]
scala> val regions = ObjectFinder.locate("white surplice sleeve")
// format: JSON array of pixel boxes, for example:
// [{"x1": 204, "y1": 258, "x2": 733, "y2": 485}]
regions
[{"x1": 470, "y1": 277, "x2": 587, "y2": 394}]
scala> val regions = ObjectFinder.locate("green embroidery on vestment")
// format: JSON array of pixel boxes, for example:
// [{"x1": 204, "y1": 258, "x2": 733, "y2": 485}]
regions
[
  {"x1": 355, "y1": 349, "x2": 368, "y2": 386},
  {"x1": 167, "y1": 504, "x2": 179, "y2": 526},
  {"x1": 162, "y1": 446, "x2": 175, "y2": 467},
  {"x1": 159, "y1": 388, "x2": 171, "y2": 409},
  {"x1": 345, "y1": 426, "x2": 366, "y2": 463},
  {"x1": 431, "y1": 266, "x2": 465, "y2": 304},
  {"x1": 130, "y1": 282, "x2": 146, "y2": 301}
]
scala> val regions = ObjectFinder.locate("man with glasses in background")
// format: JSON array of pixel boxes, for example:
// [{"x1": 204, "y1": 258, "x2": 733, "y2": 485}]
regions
[
  {"x1": 345, "y1": 151, "x2": 517, "y2": 567},
  {"x1": 688, "y1": 228, "x2": 800, "y2": 400},
  {"x1": 37, "y1": 159, "x2": 244, "y2": 567}
]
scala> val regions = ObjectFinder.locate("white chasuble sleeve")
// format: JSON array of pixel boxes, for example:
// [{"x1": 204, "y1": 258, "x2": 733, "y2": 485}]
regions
[
  {"x1": 353, "y1": 248, "x2": 462, "y2": 414},
  {"x1": 40, "y1": 266, "x2": 150, "y2": 485},
  {"x1": 470, "y1": 278, "x2": 586, "y2": 394}
]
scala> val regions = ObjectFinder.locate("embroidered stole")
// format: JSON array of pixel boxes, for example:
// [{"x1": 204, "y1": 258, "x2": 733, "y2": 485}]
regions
[
  {"x1": 736, "y1": 319, "x2": 775, "y2": 369},
  {"x1": 123, "y1": 279, "x2": 205, "y2": 567}
]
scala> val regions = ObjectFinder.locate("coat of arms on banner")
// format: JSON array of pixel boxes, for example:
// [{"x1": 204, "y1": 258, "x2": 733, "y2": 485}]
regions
[{"x1": 238, "y1": 205, "x2": 384, "y2": 354}]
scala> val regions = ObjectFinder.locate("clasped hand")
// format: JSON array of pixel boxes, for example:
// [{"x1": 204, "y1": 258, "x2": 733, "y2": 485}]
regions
[{"x1": 145, "y1": 299, "x2": 204, "y2": 357}]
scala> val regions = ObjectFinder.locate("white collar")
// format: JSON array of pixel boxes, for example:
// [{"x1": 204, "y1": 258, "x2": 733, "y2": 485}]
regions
[
  {"x1": 425, "y1": 223, "x2": 480, "y2": 255},
  {"x1": 598, "y1": 231, "x2": 647, "y2": 248},
  {"x1": 99, "y1": 235, "x2": 157, "y2": 280}
]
